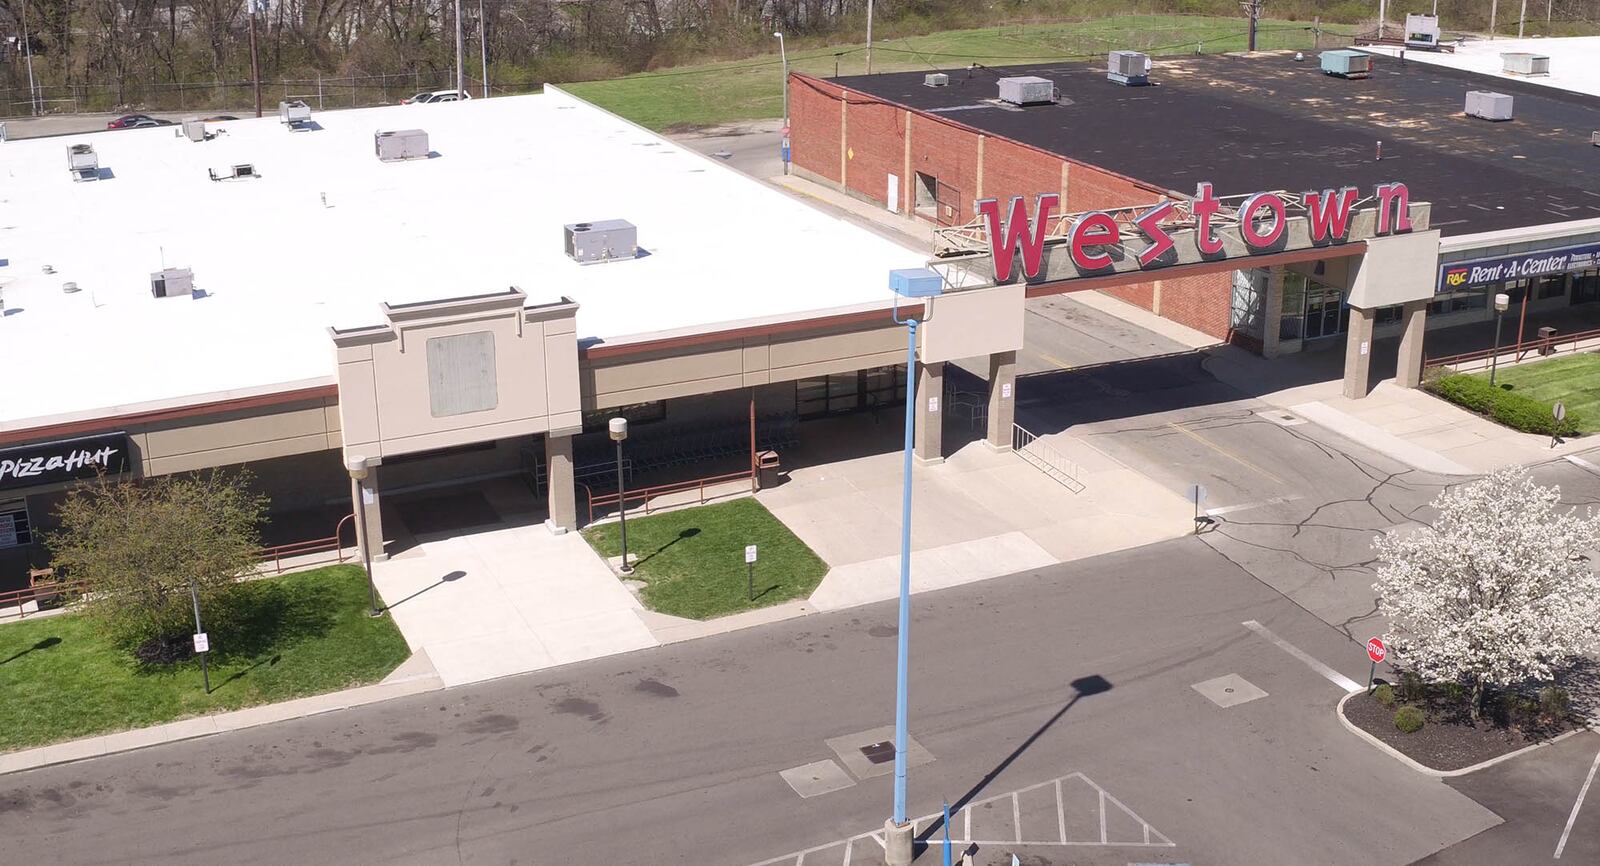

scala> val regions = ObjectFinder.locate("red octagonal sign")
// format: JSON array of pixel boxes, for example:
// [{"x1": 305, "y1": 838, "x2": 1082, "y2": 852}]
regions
[{"x1": 1367, "y1": 637, "x2": 1387, "y2": 664}]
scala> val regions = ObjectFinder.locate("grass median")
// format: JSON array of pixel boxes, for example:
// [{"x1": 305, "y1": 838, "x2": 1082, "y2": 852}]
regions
[
  {"x1": 583, "y1": 498, "x2": 827, "y2": 620},
  {"x1": 0, "y1": 564, "x2": 410, "y2": 754},
  {"x1": 1473, "y1": 354, "x2": 1600, "y2": 434}
]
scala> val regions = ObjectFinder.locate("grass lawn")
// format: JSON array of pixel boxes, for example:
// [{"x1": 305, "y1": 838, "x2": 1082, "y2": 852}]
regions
[
  {"x1": 565, "y1": 15, "x2": 1356, "y2": 130},
  {"x1": 1476, "y1": 354, "x2": 1600, "y2": 434},
  {"x1": 0, "y1": 564, "x2": 411, "y2": 753},
  {"x1": 582, "y1": 498, "x2": 827, "y2": 620}
]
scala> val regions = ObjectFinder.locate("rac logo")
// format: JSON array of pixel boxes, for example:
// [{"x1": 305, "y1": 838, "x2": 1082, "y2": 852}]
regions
[{"x1": 1444, "y1": 268, "x2": 1468, "y2": 288}]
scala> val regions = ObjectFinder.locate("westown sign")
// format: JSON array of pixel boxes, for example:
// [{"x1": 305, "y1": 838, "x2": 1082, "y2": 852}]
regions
[
  {"x1": 933, "y1": 182, "x2": 1428, "y2": 287},
  {"x1": 1437, "y1": 240, "x2": 1600, "y2": 293}
]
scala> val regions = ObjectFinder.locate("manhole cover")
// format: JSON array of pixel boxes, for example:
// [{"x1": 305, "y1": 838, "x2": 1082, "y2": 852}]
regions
[{"x1": 860, "y1": 741, "x2": 895, "y2": 765}]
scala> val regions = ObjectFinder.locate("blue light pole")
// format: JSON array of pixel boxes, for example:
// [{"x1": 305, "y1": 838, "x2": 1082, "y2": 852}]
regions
[{"x1": 885, "y1": 268, "x2": 943, "y2": 864}]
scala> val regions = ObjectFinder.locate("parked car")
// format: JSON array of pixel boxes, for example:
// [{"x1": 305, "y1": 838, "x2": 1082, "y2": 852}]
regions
[
  {"x1": 400, "y1": 91, "x2": 435, "y2": 105},
  {"x1": 202, "y1": 115, "x2": 238, "y2": 122},
  {"x1": 400, "y1": 89, "x2": 472, "y2": 105},
  {"x1": 107, "y1": 114, "x2": 174, "y2": 129}
]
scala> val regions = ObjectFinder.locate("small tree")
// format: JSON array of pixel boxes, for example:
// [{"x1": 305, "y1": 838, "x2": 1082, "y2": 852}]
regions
[
  {"x1": 1373, "y1": 468, "x2": 1600, "y2": 721},
  {"x1": 47, "y1": 470, "x2": 268, "y2": 656}
]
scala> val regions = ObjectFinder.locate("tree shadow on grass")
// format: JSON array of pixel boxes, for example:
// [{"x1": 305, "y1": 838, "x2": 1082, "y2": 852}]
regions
[{"x1": 131, "y1": 578, "x2": 343, "y2": 675}]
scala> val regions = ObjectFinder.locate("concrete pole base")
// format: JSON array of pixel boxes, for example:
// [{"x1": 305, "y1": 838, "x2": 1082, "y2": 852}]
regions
[{"x1": 883, "y1": 818, "x2": 914, "y2": 866}]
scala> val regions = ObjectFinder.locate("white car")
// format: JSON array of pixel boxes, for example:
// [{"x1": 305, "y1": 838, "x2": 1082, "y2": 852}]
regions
[{"x1": 400, "y1": 89, "x2": 473, "y2": 105}]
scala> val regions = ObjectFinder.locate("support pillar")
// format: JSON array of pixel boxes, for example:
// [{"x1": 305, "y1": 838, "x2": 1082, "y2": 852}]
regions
[
  {"x1": 1396, "y1": 299, "x2": 1429, "y2": 389},
  {"x1": 1343, "y1": 305, "x2": 1377, "y2": 400},
  {"x1": 1261, "y1": 266, "x2": 1286, "y2": 359},
  {"x1": 351, "y1": 467, "x2": 386, "y2": 562},
  {"x1": 545, "y1": 433, "x2": 577, "y2": 534},
  {"x1": 914, "y1": 361, "x2": 944, "y2": 464},
  {"x1": 985, "y1": 350, "x2": 1017, "y2": 450}
]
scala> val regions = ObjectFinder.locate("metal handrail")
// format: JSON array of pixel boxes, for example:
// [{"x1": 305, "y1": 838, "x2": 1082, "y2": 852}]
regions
[
  {"x1": 586, "y1": 469, "x2": 755, "y2": 525},
  {"x1": 0, "y1": 578, "x2": 88, "y2": 620},
  {"x1": 1011, "y1": 424, "x2": 1084, "y2": 493},
  {"x1": 1427, "y1": 325, "x2": 1600, "y2": 372},
  {"x1": 255, "y1": 512, "x2": 357, "y2": 575}
]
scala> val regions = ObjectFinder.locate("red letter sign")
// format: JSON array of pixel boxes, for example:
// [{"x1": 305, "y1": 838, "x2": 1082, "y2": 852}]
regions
[
  {"x1": 1132, "y1": 201, "x2": 1176, "y2": 267},
  {"x1": 1240, "y1": 192, "x2": 1288, "y2": 250},
  {"x1": 1193, "y1": 183, "x2": 1224, "y2": 256},
  {"x1": 1069, "y1": 212, "x2": 1120, "y2": 271},
  {"x1": 977, "y1": 193, "x2": 1059, "y2": 283},
  {"x1": 1304, "y1": 187, "x2": 1360, "y2": 243},
  {"x1": 1375, "y1": 182, "x2": 1411, "y2": 235}
]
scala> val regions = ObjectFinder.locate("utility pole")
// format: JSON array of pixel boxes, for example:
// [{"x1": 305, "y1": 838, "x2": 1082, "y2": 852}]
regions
[
  {"x1": 1490, "y1": 0, "x2": 1499, "y2": 36},
  {"x1": 1377, "y1": 0, "x2": 1387, "y2": 40},
  {"x1": 454, "y1": 0, "x2": 466, "y2": 96},
  {"x1": 1241, "y1": 0, "x2": 1263, "y2": 52},
  {"x1": 20, "y1": 0, "x2": 39, "y2": 116},
  {"x1": 866, "y1": 0, "x2": 874, "y2": 73},
  {"x1": 478, "y1": 0, "x2": 488, "y2": 98},
  {"x1": 1518, "y1": 0, "x2": 1528, "y2": 36},
  {"x1": 248, "y1": 0, "x2": 263, "y2": 118}
]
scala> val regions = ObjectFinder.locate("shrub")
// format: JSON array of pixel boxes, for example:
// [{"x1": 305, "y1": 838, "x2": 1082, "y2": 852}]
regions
[
  {"x1": 1539, "y1": 687, "x2": 1572, "y2": 721},
  {"x1": 1399, "y1": 671, "x2": 1426, "y2": 703},
  {"x1": 1373, "y1": 684, "x2": 1396, "y2": 706},
  {"x1": 1426, "y1": 373, "x2": 1580, "y2": 435},
  {"x1": 1394, "y1": 705, "x2": 1426, "y2": 733}
]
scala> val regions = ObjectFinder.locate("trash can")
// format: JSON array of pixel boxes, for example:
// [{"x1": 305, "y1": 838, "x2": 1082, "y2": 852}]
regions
[
  {"x1": 756, "y1": 450, "x2": 781, "y2": 490},
  {"x1": 1538, "y1": 326, "x2": 1558, "y2": 355}
]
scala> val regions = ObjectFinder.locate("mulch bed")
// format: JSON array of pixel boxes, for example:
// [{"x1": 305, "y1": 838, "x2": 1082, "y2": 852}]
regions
[{"x1": 1342, "y1": 691, "x2": 1581, "y2": 771}]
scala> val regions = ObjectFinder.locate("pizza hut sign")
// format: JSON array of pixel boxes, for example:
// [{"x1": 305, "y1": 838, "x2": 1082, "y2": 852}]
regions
[
  {"x1": 977, "y1": 181, "x2": 1413, "y2": 283},
  {"x1": 0, "y1": 433, "x2": 133, "y2": 492}
]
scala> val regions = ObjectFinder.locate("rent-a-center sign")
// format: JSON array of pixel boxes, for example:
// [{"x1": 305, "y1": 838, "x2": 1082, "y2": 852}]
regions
[
  {"x1": 976, "y1": 181, "x2": 1415, "y2": 283},
  {"x1": 1437, "y1": 240, "x2": 1600, "y2": 294}
]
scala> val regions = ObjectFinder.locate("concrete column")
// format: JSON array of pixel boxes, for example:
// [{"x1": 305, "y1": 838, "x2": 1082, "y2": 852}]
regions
[
  {"x1": 1261, "y1": 266, "x2": 1286, "y2": 359},
  {"x1": 985, "y1": 350, "x2": 1018, "y2": 450},
  {"x1": 545, "y1": 433, "x2": 577, "y2": 534},
  {"x1": 914, "y1": 361, "x2": 944, "y2": 464},
  {"x1": 351, "y1": 468, "x2": 386, "y2": 562},
  {"x1": 1395, "y1": 299, "x2": 1429, "y2": 389},
  {"x1": 1343, "y1": 305, "x2": 1377, "y2": 400}
]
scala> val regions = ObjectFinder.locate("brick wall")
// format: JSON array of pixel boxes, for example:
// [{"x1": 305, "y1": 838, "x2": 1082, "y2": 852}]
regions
[
  {"x1": 843, "y1": 98, "x2": 907, "y2": 211},
  {"x1": 906, "y1": 113, "x2": 979, "y2": 222},
  {"x1": 790, "y1": 75, "x2": 844, "y2": 183},
  {"x1": 1153, "y1": 272, "x2": 1234, "y2": 340},
  {"x1": 980, "y1": 136, "x2": 1063, "y2": 219}
]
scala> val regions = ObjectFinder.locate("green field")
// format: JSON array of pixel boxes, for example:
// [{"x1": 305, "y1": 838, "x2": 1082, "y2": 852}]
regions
[
  {"x1": 0, "y1": 565, "x2": 411, "y2": 753},
  {"x1": 565, "y1": 15, "x2": 1356, "y2": 130},
  {"x1": 583, "y1": 498, "x2": 828, "y2": 620},
  {"x1": 1477, "y1": 354, "x2": 1600, "y2": 434}
]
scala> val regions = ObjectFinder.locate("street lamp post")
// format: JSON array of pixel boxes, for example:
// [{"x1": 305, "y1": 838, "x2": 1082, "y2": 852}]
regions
[
  {"x1": 610, "y1": 418, "x2": 632, "y2": 575},
  {"x1": 345, "y1": 455, "x2": 383, "y2": 617},
  {"x1": 774, "y1": 32, "x2": 789, "y2": 176},
  {"x1": 478, "y1": 0, "x2": 489, "y2": 98},
  {"x1": 1490, "y1": 292, "x2": 1511, "y2": 387}
]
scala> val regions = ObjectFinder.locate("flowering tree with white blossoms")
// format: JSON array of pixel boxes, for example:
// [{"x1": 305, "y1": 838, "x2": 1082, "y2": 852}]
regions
[{"x1": 1373, "y1": 468, "x2": 1600, "y2": 721}]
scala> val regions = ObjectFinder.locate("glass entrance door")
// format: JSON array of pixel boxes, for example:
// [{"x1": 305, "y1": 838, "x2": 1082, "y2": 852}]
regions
[{"x1": 1303, "y1": 286, "x2": 1348, "y2": 340}]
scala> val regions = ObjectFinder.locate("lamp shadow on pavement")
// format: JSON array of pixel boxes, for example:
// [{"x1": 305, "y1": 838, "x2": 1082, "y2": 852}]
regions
[
  {"x1": 0, "y1": 636, "x2": 61, "y2": 666},
  {"x1": 916, "y1": 674, "x2": 1114, "y2": 844},
  {"x1": 631, "y1": 528, "x2": 700, "y2": 571},
  {"x1": 385, "y1": 570, "x2": 467, "y2": 611}
]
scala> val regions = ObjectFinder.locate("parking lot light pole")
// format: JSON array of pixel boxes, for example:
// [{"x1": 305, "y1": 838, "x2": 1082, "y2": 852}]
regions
[
  {"x1": 1490, "y1": 292, "x2": 1510, "y2": 387},
  {"x1": 610, "y1": 418, "x2": 633, "y2": 575},
  {"x1": 345, "y1": 454, "x2": 382, "y2": 617}
]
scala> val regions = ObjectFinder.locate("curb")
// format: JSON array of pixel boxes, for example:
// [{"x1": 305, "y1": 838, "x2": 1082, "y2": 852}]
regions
[
  {"x1": 0, "y1": 668, "x2": 443, "y2": 777},
  {"x1": 1335, "y1": 691, "x2": 1585, "y2": 777}
]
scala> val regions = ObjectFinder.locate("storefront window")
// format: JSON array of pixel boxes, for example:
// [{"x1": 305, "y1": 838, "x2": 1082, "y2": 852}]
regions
[
  {"x1": 1230, "y1": 269, "x2": 1265, "y2": 339},
  {"x1": 797, "y1": 366, "x2": 905, "y2": 419},
  {"x1": 1574, "y1": 269, "x2": 1600, "y2": 305},
  {"x1": 1538, "y1": 273, "x2": 1570, "y2": 300},
  {"x1": 0, "y1": 499, "x2": 32, "y2": 549},
  {"x1": 1279, "y1": 271, "x2": 1308, "y2": 341},
  {"x1": 1375, "y1": 305, "x2": 1402, "y2": 326},
  {"x1": 1451, "y1": 292, "x2": 1488, "y2": 313}
]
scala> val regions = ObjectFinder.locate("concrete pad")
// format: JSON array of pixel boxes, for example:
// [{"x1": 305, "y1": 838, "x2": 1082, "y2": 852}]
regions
[
  {"x1": 826, "y1": 726, "x2": 934, "y2": 780},
  {"x1": 1191, "y1": 673, "x2": 1269, "y2": 708},
  {"x1": 779, "y1": 759, "x2": 857, "y2": 798},
  {"x1": 1291, "y1": 401, "x2": 1475, "y2": 475},
  {"x1": 424, "y1": 631, "x2": 559, "y2": 687},
  {"x1": 808, "y1": 532, "x2": 1057, "y2": 611},
  {"x1": 531, "y1": 610, "x2": 658, "y2": 667}
]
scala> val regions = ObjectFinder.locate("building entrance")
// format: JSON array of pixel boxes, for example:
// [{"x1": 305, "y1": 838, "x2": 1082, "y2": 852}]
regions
[{"x1": 1304, "y1": 285, "x2": 1350, "y2": 341}]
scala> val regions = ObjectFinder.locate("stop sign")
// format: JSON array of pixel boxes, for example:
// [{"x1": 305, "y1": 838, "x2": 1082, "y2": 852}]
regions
[{"x1": 1367, "y1": 637, "x2": 1387, "y2": 664}]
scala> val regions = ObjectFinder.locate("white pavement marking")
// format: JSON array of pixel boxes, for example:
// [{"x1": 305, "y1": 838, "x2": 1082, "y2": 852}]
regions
[
  {"x1": 1564, "y1": 454, "x2": 1600, "y2": 476},
  {"x1": 1554, "y1": 742, "x2": 1600, "y2": 859},
  {"x1": 1205, "y1": 495, "x2": 1304, "y2": 517},
  {"x1": 1242, "y1": 620, "x2": 1363, "y2": 693},
  {"x1": 1055, "y1": 778, "x2": 1067, "y2": 843}
]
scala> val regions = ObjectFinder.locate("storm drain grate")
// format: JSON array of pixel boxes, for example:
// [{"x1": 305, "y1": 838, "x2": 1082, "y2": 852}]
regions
[{"x1": 860, "y1": 741, "x2": 895, "y2": 765}]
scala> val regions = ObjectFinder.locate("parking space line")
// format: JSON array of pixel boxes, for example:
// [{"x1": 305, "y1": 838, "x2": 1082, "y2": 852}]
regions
[
  {"x1": 1242, "y1": 620, "x2": 1363, "y2": 693},
  {"x1": 1555, "y1": 742, "x2": 1600, "y2": 859},
  {"x1": 1056, "y1": 778, "x2": 1067, "y2": 843},
  {"x1": 1099, "y1": 790, "x2": 1107, "y2": 843},
  {"x1": 1205, "y1": 495, "x2": 1304, "y2": 517},
  {"x1": 841, "y1": 839, "x2": 851, "y2": 866},
  {"x1": 1167, "y1": 422, "x2": 1285, "y2": 484}
]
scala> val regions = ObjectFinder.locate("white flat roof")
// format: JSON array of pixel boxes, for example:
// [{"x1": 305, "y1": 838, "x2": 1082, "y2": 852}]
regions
[
  {"x1": 0, "y1": 89, "x2": 923, "y2": 431},
  {"x1": 1364, "y1": 36, "x2": 1600, "y2": 97}
]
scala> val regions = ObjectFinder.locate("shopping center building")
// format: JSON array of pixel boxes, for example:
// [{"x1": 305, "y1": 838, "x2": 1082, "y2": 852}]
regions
[{"x1": 787, "y1": 41, "x2": 1600, "y2": 376}]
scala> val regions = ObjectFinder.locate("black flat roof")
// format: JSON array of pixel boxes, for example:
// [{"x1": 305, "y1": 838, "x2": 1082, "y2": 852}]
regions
[{"x1": 833, "y1": 52, "x2": 1600, "y2": 236}]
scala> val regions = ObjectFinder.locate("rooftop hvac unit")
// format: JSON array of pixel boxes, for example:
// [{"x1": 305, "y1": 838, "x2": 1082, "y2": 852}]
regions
[
  {"x1": 150, "y1": 268, "x2": 194, "y2": 299},
  {"x1": 1592, "y1": 130, "x2": 1600, "y2": 147},
  {"x1": 181, "y1": 118, "x2": 206, "y2": 142},
  {"x1": 279, "y1": 100, "x2": 312, "y2": 125},
  {"x1": 1107, "y1": 50, "x2": 1151, "y2": 85},
  {"x1": 1319, "y1": 50, "x2": 1371, "y2": 79},
  {"x1": 66, "y1": 143, "x2": 98, "y2": 181},
  {"x1": 1466, "y1": 90, "x2": 1514, "y2": 121},
  {"x1": 1501, "y1": 53, "x2": 1550, "y2": 76},
  {"x1": 375, "y1": 129, "x2": 429, "y2": 162},
  {"x1": 923, "y1": 73, "x2": 949, "y2": 87},
  {"x1": 997, "y1": 76, "x2": 1055, "y2": 105},
  {"x1": 1404, "y1": 14, "x2": 1441, "y2": 49},
  {"x1": 564, "y1": 220, "x2": 638, "y2": 264}
]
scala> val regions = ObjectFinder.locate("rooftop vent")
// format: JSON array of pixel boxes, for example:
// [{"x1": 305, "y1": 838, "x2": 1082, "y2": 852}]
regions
[
  {"x1": 181, "y1": 118, "x2": 206, "y2": 142},
  {"x1": 1319, "y1": 50, "x2": 1371, "y2": 79},
  {"x1": 1466, "y1": 90, "x2": 1514, "y2": 121},
  {"x1": 1589, "y1": 130, "x2": 1598, "y2": 147},
  {"x1": 375, "y1": 129, "x2": 429, "y2": 162},
  {"x1": 997, "y1": 76, "x2": 1055, "y2": 106},
  {"x1": 150, "y1": 267, "x2": 194, "y2": 299},
  {"x1": 1107, "y1": 51, "x2": 1151, "y2": 86},
  {"x1": 564, "y1": 220, "x2": 638, "y2": 265},
  {"x1": 66, "y1": 143, "x2": 99, "y2": 181},
  {"x1": 923, "y1": 73, "x2": 949, "y2": 87},
  {"x1": 208, "y1": 163, "x2": 260, "y2": 181},
  {"x1": 1404, "y1": 14, "x2": 1441, "y2": 49},
  {"x1": 1501, "y1": 53, "x2": 1550, "y2": 76},
  {"x1": 280, "y1": 100, "x2": 312, "y2": 126}
]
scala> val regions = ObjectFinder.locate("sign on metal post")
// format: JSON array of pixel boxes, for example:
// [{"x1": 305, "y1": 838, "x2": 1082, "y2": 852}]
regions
[
  {"x1": 1365, "y1": 636, "x2": 1385, "y2": 694},
  {"x1": 745, "y1": 545, "x2": 758, "y2": 602},
  {"x1": 1186, "y1": 483, "x2": 1207, "y2": 534},
  {"x1": 745, "y1": 544, "x2": 758, "y2": 564},
  {"x1": 193, "y1": 632, "x2": 210, "y2": 654},
  {"x1": 1553, "y1": 401, "x2": 1567, "y2": 449}
]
